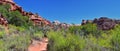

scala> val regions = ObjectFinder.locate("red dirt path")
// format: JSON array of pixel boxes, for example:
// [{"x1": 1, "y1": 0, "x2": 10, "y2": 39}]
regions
[{"x1": 28, "y1": 37, "x2": 48, "y2": 51}]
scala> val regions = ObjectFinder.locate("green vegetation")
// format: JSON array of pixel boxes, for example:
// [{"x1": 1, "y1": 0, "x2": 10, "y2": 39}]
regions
[
  {"x1": 48, "y1": 31, "x2": 85, "y2": 51},
  {"x1": 0, "y1": 3, "x2": 120, "y2": 51},
  {"x1": 0, "y1": 4, "x2": 43, "y2": 51},
  {"x1": 0, "y1": 25, "x2": 43, "y2": 51},
  {"x1": 47, "y1": 24, "x2": 120, "y2": 51},
  {"x1": 0, "y1": 4, "x2": 32, "y2": 28}
]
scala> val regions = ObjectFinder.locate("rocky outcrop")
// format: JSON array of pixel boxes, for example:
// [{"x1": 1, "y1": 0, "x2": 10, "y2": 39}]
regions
[
  {"x1": 0, "y1": 13, "x2": 9, "y2": 34},
  {"x1": 81, "y1": 20, "x2": 93, "y2": 25},
  {"x1": 28, "y1": 13, "x2": 51, "y2": 26},
  {"x1": 0, "y1": 14, "x2": 8, "y2": 27},
  {"x1": 51, "y1": 20, "x2": 70, "y2": 31},
  {"x1": 115, "y1": 20, "x2": 120, "y2": 24},
  {"x1": 94, "y1": 17, "x2": 116, "y2": 30},
  {"x1": 0, "y1": 0, "x2": 51, "y2": 26},
  {"x1": 81, "y1": 20, "x2": 86, "y2": 25},
  {"x1": 81, "y1": 17, "x2": 118, "y2": 30}
]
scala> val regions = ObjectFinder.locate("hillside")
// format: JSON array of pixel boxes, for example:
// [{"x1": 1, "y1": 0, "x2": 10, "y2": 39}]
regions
[
  {"x1": 0, "y1": 0, "x2": 120, "y2": 51},
  {"x1": 0, "y1": 0, "x2": 51, "y2": 27}
]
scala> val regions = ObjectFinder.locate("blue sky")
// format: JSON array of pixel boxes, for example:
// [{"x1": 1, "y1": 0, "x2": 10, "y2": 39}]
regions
[{"x1": 14, "y1": 0, "x2": 120, "y2": 24}]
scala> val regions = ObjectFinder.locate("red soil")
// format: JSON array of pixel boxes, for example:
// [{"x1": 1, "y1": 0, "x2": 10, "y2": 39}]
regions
[{"x1": 28, "y1": 37, "x2": 48, "y2": 51}]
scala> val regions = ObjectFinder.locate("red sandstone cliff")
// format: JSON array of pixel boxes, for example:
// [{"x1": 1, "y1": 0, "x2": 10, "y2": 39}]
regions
[{"x1": 0, "y1": 0, "x2": 51, "y2": 26}]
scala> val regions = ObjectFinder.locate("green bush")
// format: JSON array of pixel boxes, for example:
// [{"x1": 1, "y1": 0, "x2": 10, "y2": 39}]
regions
[
  {"x1": 0, "y1": 25, "x2": 43, "y2": 51},
  {"x1": 48, "y1": 31, "x2": 85, "y2": 51},
  {"x1": 1, "y1": 34, "x2": 31, "y2": 51},
  {"x1": 110, "y1": 25, "x2": 120, "y2": 51},
  {"x1": 0, "y1": 4, "x2": 33, "y2": 28},
  {"x1": 69, "y1": 23, "x2": 103, "y2": 37},
  {"x1": 47, "y1": 24, "x2": 120, "y2": 51}
]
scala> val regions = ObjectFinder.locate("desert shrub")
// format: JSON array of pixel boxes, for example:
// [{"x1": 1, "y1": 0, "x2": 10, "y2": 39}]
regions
[
  {"x1": 32, "y1": 31, "x2": 43, "y2": 40},
  {"x1": 0, "y1": 25, "x2": 44, "y2": 51},
  {"x1": 0, "y1": 25, "x2": 5, "y2": 38},
  {"x1": 0, "y1": 39, "x2": 4, "y2": 51},
  {"x1": 81, "y1": 24, "x2": 120, "y2": 51},
  {"x1": 110, "y1": 24, "x2": 120, "y2": 51},
  {"x1": 8, "y1": 11, "x2": 31, "y2": 27},
  {"x1": 84, "y1": 33, "x2": 113, "y2": 51},
  {"x1": 47, "y1": 23, "x2": 120, "y2": 51},
  {"x1": 0, "y1": 4, "x2": 10, "y2": 17},
  {"x1": 0, "y1": 25, "x2": 30, "y2": 51},
  {"x1": 46, "y1": 23, "x2": 120, "y2": 51},
  {"x1": 1, "y1": 34, "x2": 31, "y2": 51},
  {"x1": 69, "y1": 26, "x2": 82, "y2": 34},
  {"x1": 0, "y1": 31, "x2": 5, "y2": 39},
  {"x1": 69, "y1": 23, "x2": 103, "y2": 37},
  {"x1": 48, "y1": 31, "x2": 85, "y2": 51},
  {"x1": 0, "y1": 4, "x2": 33, "y2": 28}
]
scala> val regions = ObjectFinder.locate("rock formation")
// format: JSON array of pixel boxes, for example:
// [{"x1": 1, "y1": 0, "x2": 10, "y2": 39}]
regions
[
  {"x1": 81, "y1": 20, "x2": 86, "y2": 25},
  {"x1": 0, "y1": 14, "x2": 8, "y2": 27},
  {"x1": 115, "y1": 20, "x2": 120, "y2": 24},
  {"x1": 0, "y1": 0, "x2": 51, "y2": 26},
  {"x1": 51, "y1": 20, "x2": 70, "y2": 31},
  {"x1": 0, "y1": 13, "x2": 9, "y2": 34},
  {"x1": 81, "y1": 17, "x2": 119, "y2": 30},
  {"x1": 94, "y1": 17, "x2": 116, "y2": 30}
]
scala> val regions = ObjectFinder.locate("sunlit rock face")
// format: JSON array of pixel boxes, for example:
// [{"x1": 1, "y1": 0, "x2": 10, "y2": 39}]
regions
[{"x1": 5, "y1": 0, "x2": 14, "y2": 3}]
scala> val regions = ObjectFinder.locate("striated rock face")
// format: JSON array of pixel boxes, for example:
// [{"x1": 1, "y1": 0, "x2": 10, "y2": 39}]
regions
[{"x1": 0, "y1": 0, "x2": 51, "y2": 26}]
